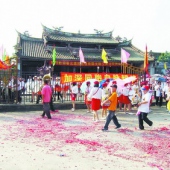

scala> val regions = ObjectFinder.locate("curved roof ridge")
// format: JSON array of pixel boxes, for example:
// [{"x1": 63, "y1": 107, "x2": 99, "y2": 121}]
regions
[
  {"x1": 42, "y1": 25, "x2": 113, "y2": 38},
  {"x1": 17, "y1": 31, "x2": 43, "y2": 42},
  {"x1": 130, "y1": 44, "x2": 144, "y2": 55}
]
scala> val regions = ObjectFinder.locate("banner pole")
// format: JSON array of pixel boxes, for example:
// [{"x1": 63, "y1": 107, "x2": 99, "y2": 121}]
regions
[{"x1": 80, "y1": 62, "x2": 81, "y2": 73}]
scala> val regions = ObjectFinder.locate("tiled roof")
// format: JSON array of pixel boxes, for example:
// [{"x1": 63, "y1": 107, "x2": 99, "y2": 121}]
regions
[
  {"x1": 16, "y1": 32, "x2": 153, "y2": 63},
  {"x1": 47, "y1": 34, "x2": 118, "y2": 44},
  {"x1": 18, "y1": 39, "x2": 153, "y2": 63},
  {"x1": 42, "y1": 25, "x2": 118, "y2": 44},
  {"x1": 42, "y1": 25, "x2": 113, "y2": 38}
]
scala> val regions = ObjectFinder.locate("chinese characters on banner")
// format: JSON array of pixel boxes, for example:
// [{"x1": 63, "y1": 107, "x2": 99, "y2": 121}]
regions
[{"x1": 60, "y1": 72, "x2": 138, "y2": 84}]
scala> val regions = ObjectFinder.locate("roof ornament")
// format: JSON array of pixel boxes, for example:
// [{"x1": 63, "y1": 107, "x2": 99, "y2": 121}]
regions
[
  {"x1": 115, "y1": 36, "x2": 122, "y2": 42},
  {"x1": 123, "y1": 37, "x2": 127, "y2": 42},
  {"x1": 37, "y1": 60, "x2": 50, "y2": 76},
  {"x1": 53, "y1": 26, "x2": 64, "y2": 32},
  {"x1": 94, "y1": 29, "x2": 103, "y2": 34},
  {"x1": 23, "y1": 31, "x2": 31, "y2": 37}
]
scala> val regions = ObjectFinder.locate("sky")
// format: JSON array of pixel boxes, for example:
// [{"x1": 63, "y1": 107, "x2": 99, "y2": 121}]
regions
[{"x1": 0, "y1": 0, "x2": 170, "y2": 56}]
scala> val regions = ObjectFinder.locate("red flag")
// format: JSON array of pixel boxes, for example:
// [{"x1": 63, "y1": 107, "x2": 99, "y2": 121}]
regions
[{"x1": 144, "y1": 45, "x2": 148, "y2": 72}]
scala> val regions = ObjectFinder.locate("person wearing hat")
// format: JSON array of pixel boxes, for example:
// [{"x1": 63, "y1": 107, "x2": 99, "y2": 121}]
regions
[
  {"x1": 101, "y1": 83, "x2": 110, "y2": 119},
  {"x1": 88, "y1": 81, "x2": 102, "y2": 121},
  {"x1": 70, "y1": 82, "x2": 78, "y2": 111},
  {"x1": 102, "y1": 84, "x2": 121, "y2": 131},
  {"x1": 105, "y1": 79, "x2": 110, "y2": 84},
  {"x1": 122, "y1": 83, "x2": 131, "y2": 114},
  {"x1": 137, "y1": 85, "x2": 153, "y2": 130},
  {"x1": 84, "y1": 81, "x2": 92, "y2": 113}
]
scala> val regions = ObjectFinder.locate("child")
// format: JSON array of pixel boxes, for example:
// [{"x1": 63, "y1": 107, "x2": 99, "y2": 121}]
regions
[{"x1": 131, "y1": 89, "x2": 140, "y2": 107}]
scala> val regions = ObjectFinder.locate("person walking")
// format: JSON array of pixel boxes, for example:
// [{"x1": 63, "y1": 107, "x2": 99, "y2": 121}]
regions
[
  {"x1": 137, "y1": 85, "x2": 153, "y2": 130},
  {"x1": 102, "y1": 84, "x2": 121, "y2": 131},
  {"x1": 84, "y1": 81, "x2": 92, "y2": 113},
  {"x1": 101, "y1": 83, "x2": 110, "y2": 119},
  {"x1": 70, "y1": 82, "x2": 78, "y2": 111},
  {"x1": 88, "y1": 81, "x2": 102, "y2": 122},
  {"x1": 41, "y1": 79, "x2": 52, "y2": 119},
  {"x1": 122, "y1": 83, "x2": 131, "y2": 114}
]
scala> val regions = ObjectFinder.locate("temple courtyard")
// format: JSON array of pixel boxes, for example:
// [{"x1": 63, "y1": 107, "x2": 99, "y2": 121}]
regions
[{"x1": 0, "y1": 106, "x2": 170, "y2": 170}]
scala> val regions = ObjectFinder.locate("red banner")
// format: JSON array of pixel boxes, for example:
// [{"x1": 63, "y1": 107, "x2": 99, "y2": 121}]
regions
[{"x1": 60, "y1": 72, "x2": 138, "y2": 84}]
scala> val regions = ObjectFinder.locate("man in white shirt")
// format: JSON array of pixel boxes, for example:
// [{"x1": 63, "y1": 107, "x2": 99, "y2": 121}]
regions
[
  {"x1": 154, "y1": 82, "x2": 163, "y2": 107},
  {"x1": 17, "y1": 78, "x2": 22, "y2": 103},
  {"x1": 21, "y1": 78, "x2": 25, "y2": 94},
  {"x1": 137, "y1": 85, "x2": 153, "y2": 130},
  {"x1": 55, "y1": 77, "x2": 62, "y2": 101},
  {"x1": 31, "y1": 76, "x2": 38, "y2": 102},
  {"x1": 26, "y1": 76, "x2": 32, "y2": 94}
]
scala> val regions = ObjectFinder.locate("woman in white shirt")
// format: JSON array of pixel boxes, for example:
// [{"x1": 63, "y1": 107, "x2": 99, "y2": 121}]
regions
[
  {"x1": 70, "y1": 82, "x2": 78, "y2": 111},
  {"x1": 101, "y1": 83, "x2": 110, "y2": 118},
  {"x1": 84, "y1": 81, "x2": 92, "y2": 113},
  {"x1": 88, "y1": 81, "x2": 102, "y2": 121},
  {"x1": 122, "y1": 83, "x2": 131, "y2": 114}
]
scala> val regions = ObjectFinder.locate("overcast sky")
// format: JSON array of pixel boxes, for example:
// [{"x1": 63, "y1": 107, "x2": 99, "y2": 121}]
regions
[{"x1": 0, "y1": 0, "x2": 170, "y2": 56}]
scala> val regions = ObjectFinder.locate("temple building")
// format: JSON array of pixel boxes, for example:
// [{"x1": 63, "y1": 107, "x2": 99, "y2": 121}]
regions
[{"x1": 14, "y1": 25, "x2": 154, "y2": 76}]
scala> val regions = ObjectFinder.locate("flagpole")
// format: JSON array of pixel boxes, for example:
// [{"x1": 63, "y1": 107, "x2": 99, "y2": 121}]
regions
[{"x1": 80, "y1": 62, "x2": 81, "y2": 73}]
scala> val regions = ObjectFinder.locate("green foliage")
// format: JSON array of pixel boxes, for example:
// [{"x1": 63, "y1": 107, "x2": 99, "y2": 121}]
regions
[{"x1": 158, "y1": 51, "x2": 170, "y2": 63}]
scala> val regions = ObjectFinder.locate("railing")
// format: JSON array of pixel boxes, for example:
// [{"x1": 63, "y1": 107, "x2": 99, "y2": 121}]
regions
[{"x1": 0, "y1": 72, "x2": 84, "y2": 105}]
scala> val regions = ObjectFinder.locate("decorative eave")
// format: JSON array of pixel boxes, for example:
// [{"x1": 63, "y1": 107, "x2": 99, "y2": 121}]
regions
[
  {"x1": 118, "y1": 39, "x2": 132, "y2": 47},
  {"x1": 42, "y1": 24, "x2": 113, "y2": 38}
]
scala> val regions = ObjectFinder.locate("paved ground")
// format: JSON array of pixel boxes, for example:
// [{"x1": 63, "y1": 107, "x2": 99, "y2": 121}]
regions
[{"x1": 0, "y1": 106, "x2": 170, "y2": 170}]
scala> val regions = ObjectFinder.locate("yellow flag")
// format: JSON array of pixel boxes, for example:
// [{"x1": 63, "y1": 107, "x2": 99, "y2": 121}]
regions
[
  {"x1": 101, "y1": 49, "x2": 108, "y2": 63},
  {"x1": 164, "y1": 62, "x2": 167, "y2": 70}
]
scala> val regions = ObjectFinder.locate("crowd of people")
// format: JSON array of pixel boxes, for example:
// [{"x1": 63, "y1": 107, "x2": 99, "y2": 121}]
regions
[
  {"x1": 1, "y1": 75, "x2": 170, "y2": 130},
  {"x1": 69, "y1": 78, "x2": 170, "y2": 130},
  {"x1": 0, "y1": 75, "x2": 71, "y2": 104}
]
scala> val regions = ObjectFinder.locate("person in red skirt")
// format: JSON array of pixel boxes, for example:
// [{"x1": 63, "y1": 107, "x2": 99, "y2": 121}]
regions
[
  {"x1": 84, "y1": 81, "x2": 92, "y2": 113},
  {"x1": 122, "y1": 83, "x2": 131, "y2": 114},
  {"x1": 101, "y1": 83, "x2": 110, "y2": 119},
  {"x1": 70, "y1": 82, "x2": 78, "y2": 111},
  {"x1": 88, "y1": 81, "x2": 102, "y2": 122}
]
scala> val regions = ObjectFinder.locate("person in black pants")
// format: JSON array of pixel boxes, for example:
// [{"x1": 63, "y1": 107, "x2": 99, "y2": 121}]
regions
[
  {"x1": 155, "y1": 95, "x2": 163, "y2": 107},
  {"x1": 102, "y1": 84, "x2": 121, "y2": 131},
  {"x1": 137, "y1": 85, "x2": 153, "y2": 130},
  {"x1": 55, "y1": 78, "x2": 63, "y2": 102},
  {"x1": 155, "y1": 82, "x2": 163, "y2": 107}
]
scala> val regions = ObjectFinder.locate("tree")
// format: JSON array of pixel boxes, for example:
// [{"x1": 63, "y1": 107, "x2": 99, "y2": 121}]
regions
[{"x1": 158, "y1": 51, "x2": 170, "y2": 63}]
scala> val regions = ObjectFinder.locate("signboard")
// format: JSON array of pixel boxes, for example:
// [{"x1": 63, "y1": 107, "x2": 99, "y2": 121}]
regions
[
  {"x1": 51, "y1": 61, "x2": 122, "y2": 67},
  {"x1": 60, "y1": 72, "x2": 138, "y2": 84}
]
